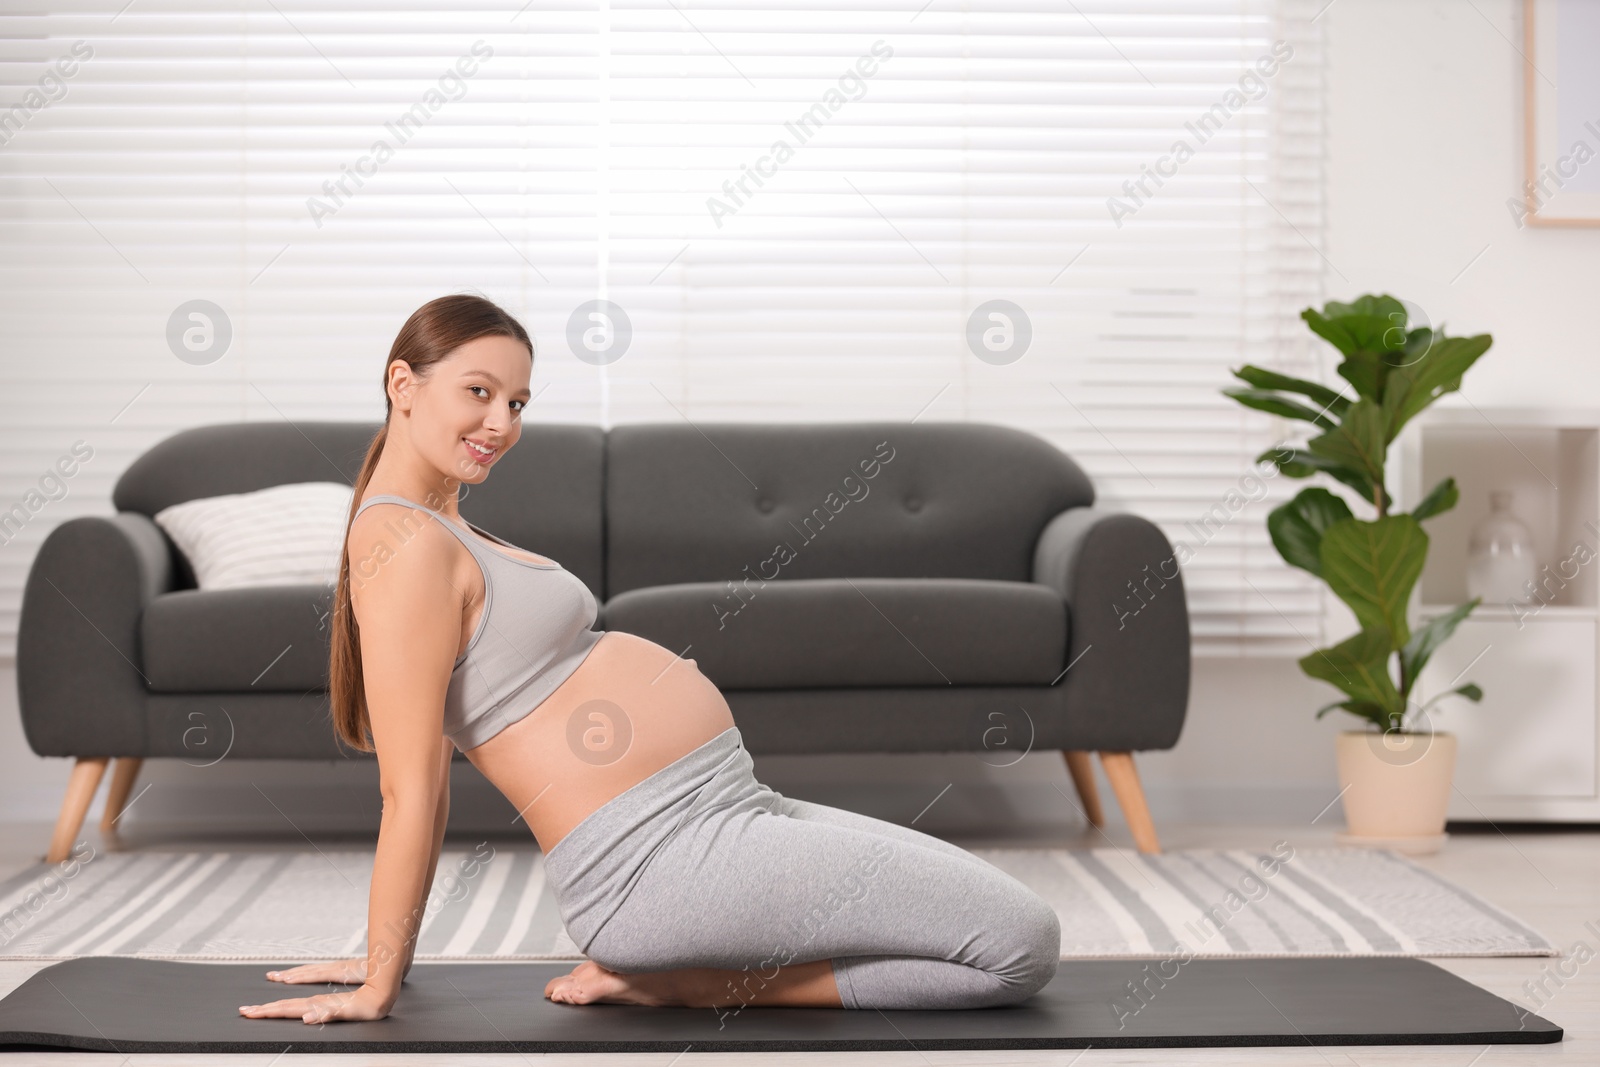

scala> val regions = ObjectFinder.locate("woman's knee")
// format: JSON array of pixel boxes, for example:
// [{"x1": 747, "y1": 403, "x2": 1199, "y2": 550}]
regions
[{"x1": 1000, "y1": 891, "x2": 1062, "y2": 1001}]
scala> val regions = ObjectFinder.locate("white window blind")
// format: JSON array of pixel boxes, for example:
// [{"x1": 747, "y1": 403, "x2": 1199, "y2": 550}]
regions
[{"x1": 0, "y1": 0, "x2": 1326, "y2": 659}]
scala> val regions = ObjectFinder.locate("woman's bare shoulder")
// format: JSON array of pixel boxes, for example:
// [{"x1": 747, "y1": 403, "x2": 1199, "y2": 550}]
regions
[{"x1": 346, "y1": 502, "x2": 462, "y2": 611}]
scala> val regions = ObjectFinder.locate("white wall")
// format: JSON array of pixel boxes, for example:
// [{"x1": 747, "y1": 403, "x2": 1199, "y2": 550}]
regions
[
  {"x1": 1324, "y1": 0, "x2": 1599, "y2": 401},
  {"x1": 2, "y1": 0, "x2": 1593, "y2": 845}
]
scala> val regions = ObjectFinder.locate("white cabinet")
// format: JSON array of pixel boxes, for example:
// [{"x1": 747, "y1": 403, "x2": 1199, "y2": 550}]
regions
[
  {"x1": 1417, "y1": 611, "x2": 1597, "y2": 817},
  {"x1": 1399, "y1": 408, "x2": 1600, "y2": 821}
]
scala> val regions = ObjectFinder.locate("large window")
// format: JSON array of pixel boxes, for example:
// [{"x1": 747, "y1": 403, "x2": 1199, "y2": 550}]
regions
[{"x1": 0, "y1": 1, "x2": 1326, "y2": 657}]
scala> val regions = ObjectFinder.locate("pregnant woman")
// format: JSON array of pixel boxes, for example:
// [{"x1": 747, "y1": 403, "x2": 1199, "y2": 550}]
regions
[{"x1": 237, "y1": 294, "x2": 1060, "y2": 1025}]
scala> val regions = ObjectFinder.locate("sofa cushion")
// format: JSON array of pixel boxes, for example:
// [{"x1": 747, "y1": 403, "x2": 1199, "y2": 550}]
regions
[
  {"x1": 601, "y1": 578, "x2": 1068, "y2": 689},
  {"x1": 152, "y1": 481, "x2": 352, "y2": 590},
  {"x1": 141, "y1": 585, "x2": 335, "y2": 693}
]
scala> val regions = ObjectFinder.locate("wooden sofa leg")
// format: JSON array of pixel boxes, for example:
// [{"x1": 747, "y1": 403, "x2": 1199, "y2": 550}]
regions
[
  {"x1": 100, "y1": 758, "x2": 145, "y2": 838},
  {"x1": 1099, "y1": 751, "x2": 1161, "y2": 854},
  {"x1": 1062, "y1": 751, "x2": 1104, "y2": 827},
  {"x1": 48, "y1": 757, "x2": 109, "y2": 864}
]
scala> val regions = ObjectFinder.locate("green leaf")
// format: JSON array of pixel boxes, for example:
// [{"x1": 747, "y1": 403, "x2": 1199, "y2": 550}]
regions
[
  {"x1": 1302, "y1": 295, "x2": 1411, "y2": 402},
  {"x1": 1411, "y1": 477, "x2": 1460, "y2": 522},
  {"x1": 1379, "y1": 333, "x2": 1494, "y2": 441},
  {"x1": 1400, "y1": 326, "x2": 1435, "y2": 366},
  {"x1": 1325, "y1": 294, "x2": 1408, "y2": 323},
  {"x1": 1398, "y1": 597, "x2": 1480, "y2": 698},
  {"x1": 1300, "y1": 307, "x2": 1358, "y2": 357},
  {"x1": 1420, "y1": 682, "x2": 1484, "y2": 710},
  {"x1": 1255, "y1": 444, "x2": 1319, "y2": 479},
  {"x1": 1222, "y1": 388, "x2": 1339, "y2": 430},
  {"x1": 1229, "y1": 365, "x2": 1352, "y2": 419},
  {"x1": 1301, "y1": 299, "x2": 1406, "y2": 358},
  {"x1": 1299, "y1": 627, "x2": 1403, "y2": 722},
  {"x1": 1255, "y1": 446, "x2": 1393, "y2": 510},
  {"x1": 1337, "y1": 351, "x2": 1392, "y2": 403},
  {"x1": 1267, "y1": 487, "x2": 1355, "y2": 577},
  {"x1": 1319, "y1": 515, "x2": 1429, "y2": 649},
  {"x1": 1307, "y1": 399, "x2": 1389, "y2": 503}
]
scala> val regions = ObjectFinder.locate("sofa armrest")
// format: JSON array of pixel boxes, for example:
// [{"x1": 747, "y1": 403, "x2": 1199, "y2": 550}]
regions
[
  {"x1": 17, "y1": 513, "x2": 173, "y2": 757},
  {"x1": 1033, "y1": 507, "x2": 1190, "y2": 750}
]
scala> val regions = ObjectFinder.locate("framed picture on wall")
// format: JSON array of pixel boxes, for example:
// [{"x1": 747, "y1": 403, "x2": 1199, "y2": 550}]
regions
[{"x1": 1522, "y1": 0, "x2": 1600, "y2": 225}]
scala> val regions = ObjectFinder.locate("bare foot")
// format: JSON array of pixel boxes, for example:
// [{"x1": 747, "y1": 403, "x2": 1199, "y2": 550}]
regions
[
  {"x1": 545, "y1": 960, "x2": 672, "y2": 1007},
  {"x1": 544, "y1": 957, "x2": 842, "y2": 1009}
]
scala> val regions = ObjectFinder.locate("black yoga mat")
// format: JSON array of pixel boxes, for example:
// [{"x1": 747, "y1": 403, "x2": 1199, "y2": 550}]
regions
[{"x1": 0, "y1": 956, "x2": 1562, "y2": 1053}]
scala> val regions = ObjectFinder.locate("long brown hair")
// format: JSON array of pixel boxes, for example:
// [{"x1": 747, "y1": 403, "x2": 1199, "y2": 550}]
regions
[{"x1": 329, "y1": 293, "x2": 533, "y2": 753}]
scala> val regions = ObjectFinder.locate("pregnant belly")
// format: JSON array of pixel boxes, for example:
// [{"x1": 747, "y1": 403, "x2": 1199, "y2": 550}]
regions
[{"x1": 462, "y1": 630, "x2": 737, "y2": 856}]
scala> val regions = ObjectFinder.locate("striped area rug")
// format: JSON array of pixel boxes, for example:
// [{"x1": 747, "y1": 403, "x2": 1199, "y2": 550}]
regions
[{"x1": 0, "y1": 845, "x2": 1555, "y2": 961}]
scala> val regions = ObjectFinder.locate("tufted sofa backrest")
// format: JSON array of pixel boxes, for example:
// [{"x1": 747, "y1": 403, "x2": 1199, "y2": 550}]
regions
[
  {"x1": 603, "y1": 421, "x2": 1094, "y2": 597},
  {"x1": 113, "y1": 419, "x2": 1092, "y2": 599}
]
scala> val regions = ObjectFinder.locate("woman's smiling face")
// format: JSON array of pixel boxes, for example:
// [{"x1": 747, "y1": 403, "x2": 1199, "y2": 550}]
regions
[{"x1": 396, "y1": 333, "x2": 533, "y2": 485}]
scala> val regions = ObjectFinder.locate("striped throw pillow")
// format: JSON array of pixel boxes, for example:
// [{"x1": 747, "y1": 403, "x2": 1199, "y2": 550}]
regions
[{"x1": 153, "y1": 482, "x2": 355, "y2": 590}]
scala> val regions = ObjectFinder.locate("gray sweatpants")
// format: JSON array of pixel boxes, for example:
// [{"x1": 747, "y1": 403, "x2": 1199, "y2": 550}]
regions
[{"x1": 541, "y1": 726, "x2": 1061, "y2": 1011}]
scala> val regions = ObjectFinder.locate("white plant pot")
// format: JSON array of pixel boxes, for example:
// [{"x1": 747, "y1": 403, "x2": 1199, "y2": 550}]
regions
[{"x1": 1334, "y1": 730, "x2": 1458, "y2": 855}]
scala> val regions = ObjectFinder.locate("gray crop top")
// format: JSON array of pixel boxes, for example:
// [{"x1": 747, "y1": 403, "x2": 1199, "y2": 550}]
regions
[{"x1": 352, "y1": 493, "x2": 605, "y2": 751}]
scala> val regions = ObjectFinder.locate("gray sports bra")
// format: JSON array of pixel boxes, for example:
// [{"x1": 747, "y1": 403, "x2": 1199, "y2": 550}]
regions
[{"x1": 352, "y1": 493, "x2": 605, "y2": 751}]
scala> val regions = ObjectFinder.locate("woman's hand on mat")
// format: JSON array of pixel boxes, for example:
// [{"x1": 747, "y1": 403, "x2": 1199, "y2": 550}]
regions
[
  {"x1": 238, "y1": 983, "x2": 392, "y2": 1024},
  {"x1": 262, "y1": 958, "x2": 368, "y2": 985}
]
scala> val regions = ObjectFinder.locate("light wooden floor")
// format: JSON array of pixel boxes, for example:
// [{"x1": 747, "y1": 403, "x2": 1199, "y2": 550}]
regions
[{"x1": 0, "y1": 819, "x2": 1592, "y2": 1066}]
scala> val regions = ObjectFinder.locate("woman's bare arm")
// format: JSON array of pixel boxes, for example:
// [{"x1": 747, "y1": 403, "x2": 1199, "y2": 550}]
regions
[
  {"x1": 239, "y1": 512, "x2": 463, "y2": 1023},
  {"x1": 402, "y1": 735, "x2": 453, "y2": 981},
  {"x1": 348, "y1": 515, "x2": 464, "y2": 1010},
  {"x1": 262, "y1": 643, "x2": 457, "y2": 992}
]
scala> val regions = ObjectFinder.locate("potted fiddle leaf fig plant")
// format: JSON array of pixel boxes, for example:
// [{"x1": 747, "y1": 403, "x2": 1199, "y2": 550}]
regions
[{"x1": 1223, "y1": 294, "x2": 1494, "y2": 853}]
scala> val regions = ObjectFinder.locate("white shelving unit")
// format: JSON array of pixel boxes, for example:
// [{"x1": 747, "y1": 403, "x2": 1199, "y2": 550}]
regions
[{"x1": 1397, "y1": 406, "x2": 1600, "y2": 822}]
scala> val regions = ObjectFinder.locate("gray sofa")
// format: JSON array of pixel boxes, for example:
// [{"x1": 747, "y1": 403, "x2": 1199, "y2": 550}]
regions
[{"x1": 18, "y1": 420, "x2": 1191, "y2": 862}]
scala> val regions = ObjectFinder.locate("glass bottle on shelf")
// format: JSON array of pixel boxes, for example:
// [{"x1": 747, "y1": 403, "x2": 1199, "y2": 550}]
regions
[{"x1": 1465, "y1": 489, "x2": 1538, "y2": 604}]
